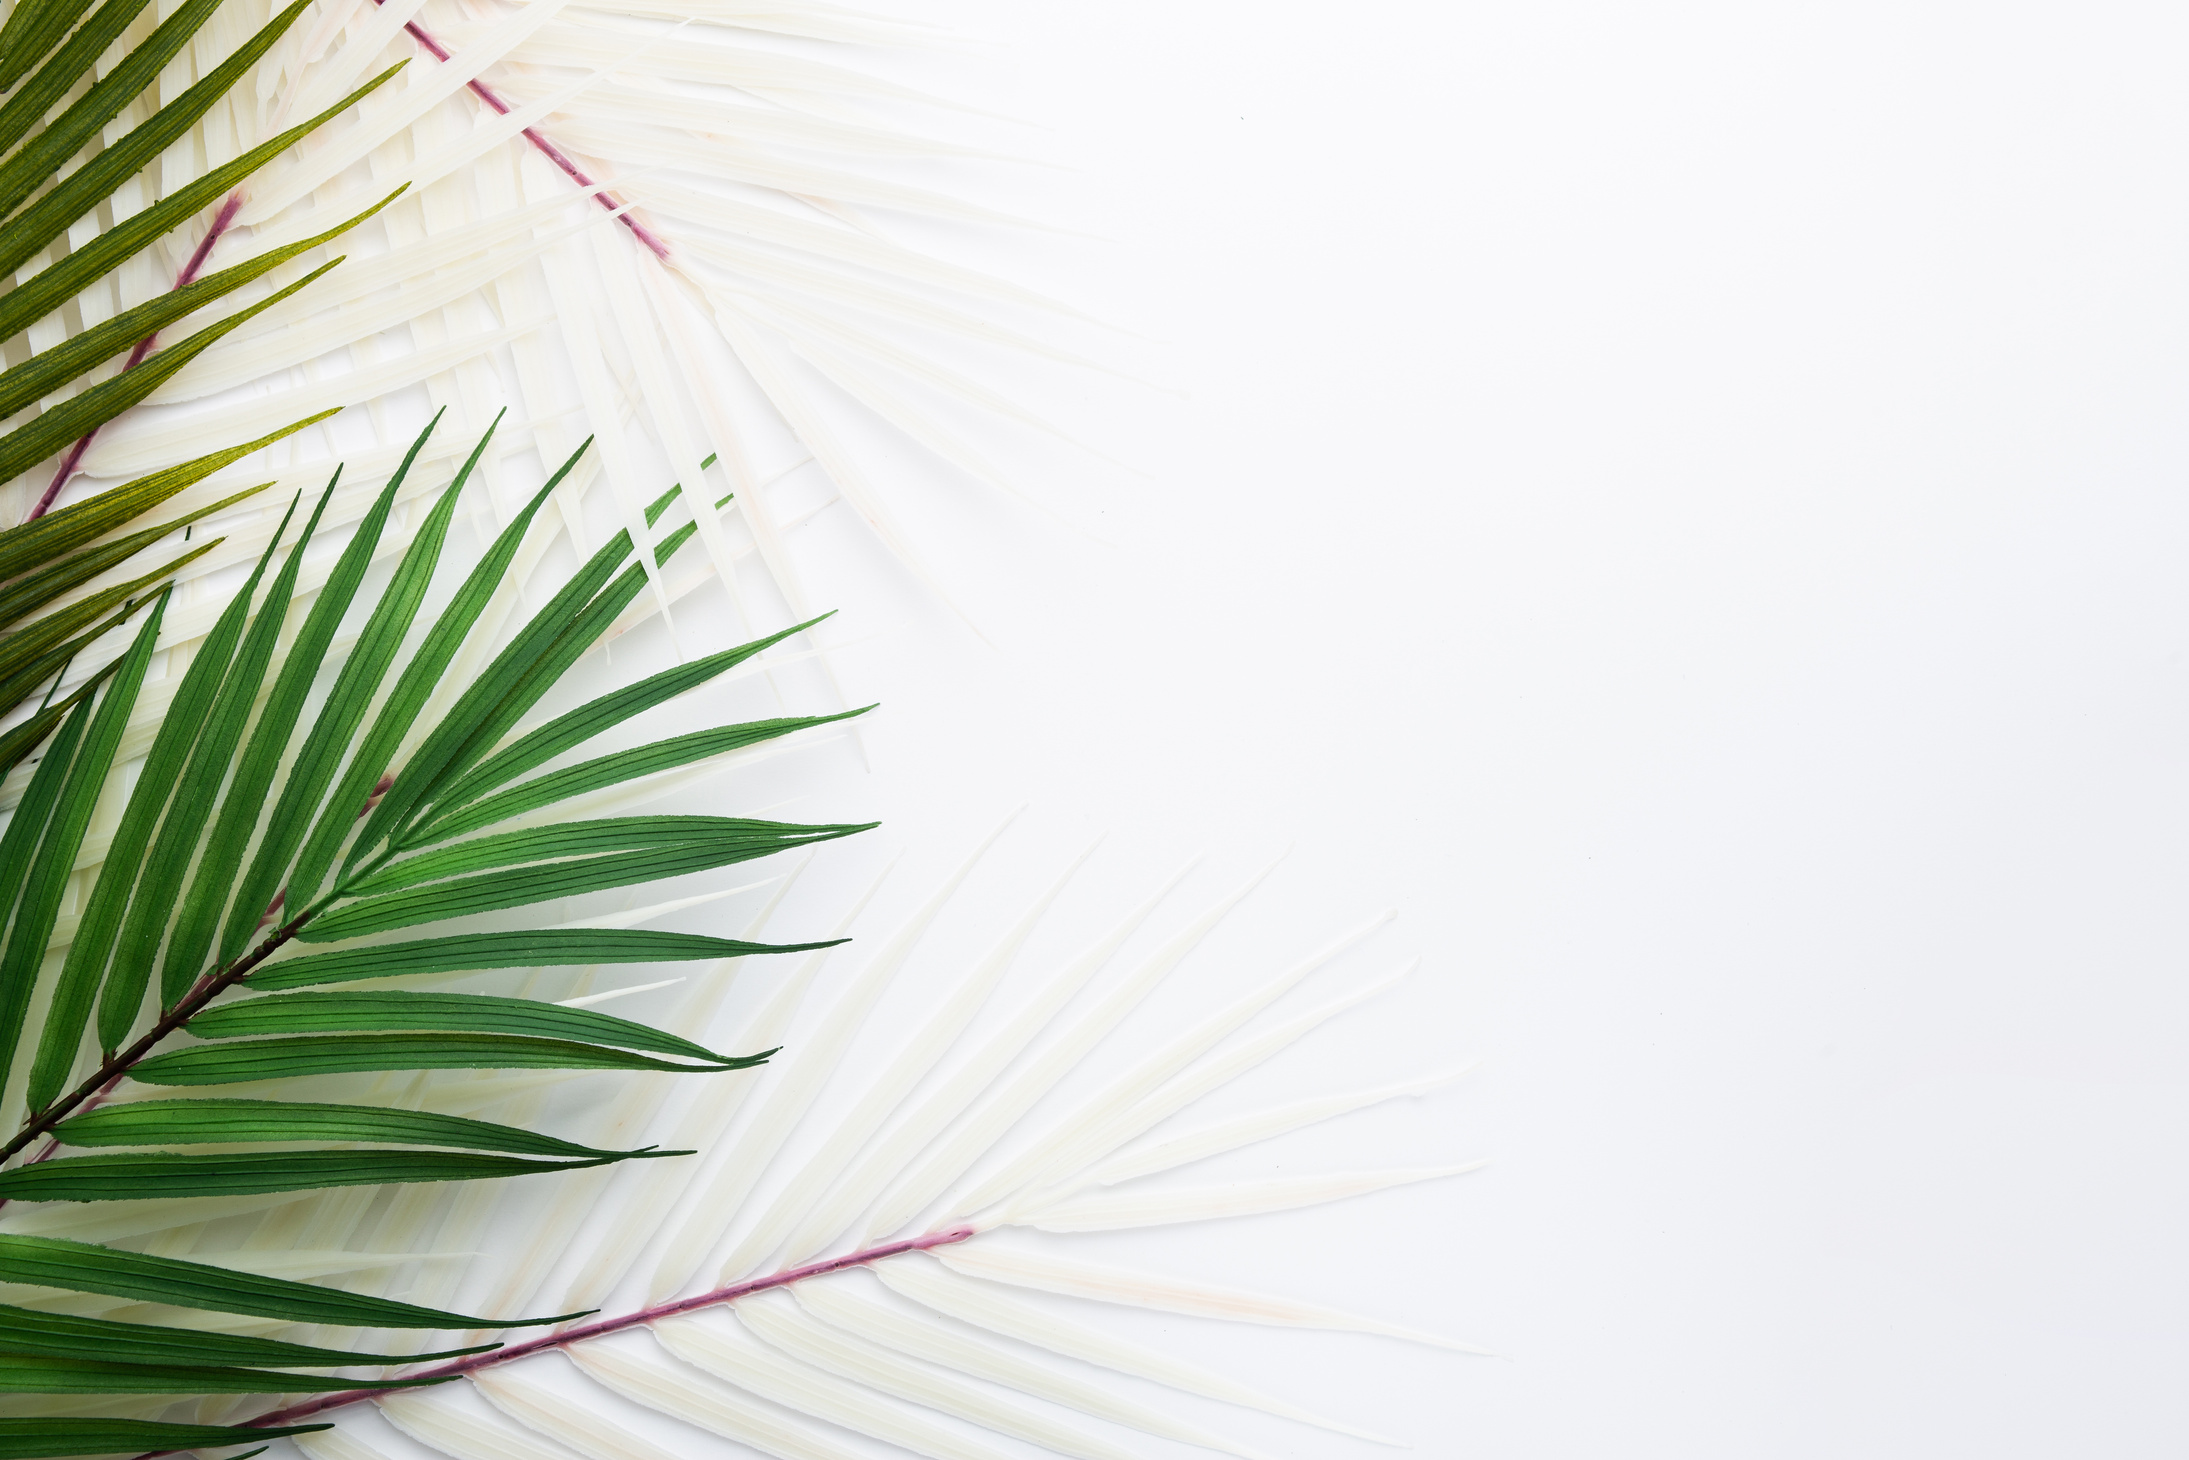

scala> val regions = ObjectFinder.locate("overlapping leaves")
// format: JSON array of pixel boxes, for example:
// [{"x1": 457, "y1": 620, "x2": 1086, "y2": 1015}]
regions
[
  {"x1": 0, "y1": 417, "x2": 872, "y2": 1455},
  {"x1": 0, "y1": 0, "x2": 400, "y2": 748}
]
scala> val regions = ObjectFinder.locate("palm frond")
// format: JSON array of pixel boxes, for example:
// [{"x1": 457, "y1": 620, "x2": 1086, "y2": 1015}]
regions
[
  {"x1": 0, "y1": 812, "x2": 1478, "y2": 1459},
  {"x1": 0, "y1": 418, "x2": 873, "y2": 1454},
  {"x1": 8, "y1": 0, "x2": 1082, "y2": 756}
]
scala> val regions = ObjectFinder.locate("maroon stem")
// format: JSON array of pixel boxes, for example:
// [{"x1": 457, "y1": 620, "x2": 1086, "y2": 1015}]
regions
[
  {"x1": 375, "y1": 0, "x2": 669, "y2": 263},
  {"x1": 27, "y1": 5, "x2": 669, "y2": 518},
  {"x1": 25, "y1": 194, "x2": 248, "y2": 521},
  {"x1": 0, "y1": 904, "x2": 315, "y2": 1165},
  {"x1": 205, "y1": 1225, "x2": 981, "y2": 1442}
]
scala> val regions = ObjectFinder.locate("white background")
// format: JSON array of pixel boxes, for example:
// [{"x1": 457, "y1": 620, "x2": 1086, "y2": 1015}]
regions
[{"x1": 728, "y1": 2, "x2": 2189, "y2": 1456}]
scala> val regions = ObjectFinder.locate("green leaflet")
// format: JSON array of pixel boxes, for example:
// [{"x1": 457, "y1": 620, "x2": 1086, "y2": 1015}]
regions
[
  {"x1": 249, "y1": 928, "x2": 847, "y2": 990},
  {"x1": 0, "y1": 0, "x2": 109, "y2": 97},
  {"x1": 0, "y1": 685, "x2": 89, "y2": 930},
  {"x1": 0, "y1": 0, "x2": 313, "y2": 262},
  {"x1": 0, "y1": 1235, "x2": 580, "y2": 1329},
  {"x1": 0, "y1": 485, "x2": 261, "y2": 634},
  {"x1": 0, "y1": 659, "x2": 111, "y2": 783},
  {"x1": 52, "y1": 1098, "x2": 666, "y2": 1160},
  {"x1": 352, "y1": 815, "x2": 823, "y2": 896},
  {"x1": 0, "y1": 414, "x2": 332, "y2": 583},
  {"x1": 0, "y1": 191, "x2": 397, "y2": 422},
  {"x1": 160, "y1": 476, "x2": 343, "y2": 999},
  {"x1": 0, "y1": 604, "x2": 132, "y2": 738},
  {"x1": 130, "y1": 1033, "x2": 775, "y2": 1085},
  {"x1": 280, "y1": 416, "x2": 567, "y2": 913},
  {"x1": 306, "y1": 820, "x2": 875, "y2": 942},
  {"x1": 0, "y1": 1417, "x2": 328, "y2": 1457},
  {"x1": 0, "y1": 541, "x2": 215, "y2": 708},
  {"x1": 415, "y1": 713, "x2": 873, "y2": 843},
  {"x1": 51, "y1": 560, "x2": 253, "y2": 1067},
  {"x1": 122, "y1": 493, "x2": 306, "y2": 1012},
  {"x1": 427, "y1": 613, "x2": 833, "y2": 815},
  {"x1": 0, "y1": 1149, "x2": 658, "y2": 1202},
  {"x1": 93, "y1": 502, "x2": 293, "y2": 1050},
  {"x1": 14, "y1": 594, "x2": 169, "y2": 1113},
  {"x1": 0, "y1": 258, "x2": 344, "y2": 486},
  {"x1": 0, "y1": 0, "x2": 226, "y2": 218},
  {"x1": 188, "y1": 988, "x2": 741, "y2": 1063},
  {"x1": 224, "y1": 413, "x2": 466, "y2": 961},
  {"x1": 0, "y1": 1302, "x2": 494, "y2": 1368},
  {"x1": 0, "y1": 1351, "x2": 447, "y2": 1393},
  {"x1": 350, "y1": 456, "x2": 662, "y2": 859},
  {"x1": 0, "y1": 61, "x2": 403, "y2": 342}
]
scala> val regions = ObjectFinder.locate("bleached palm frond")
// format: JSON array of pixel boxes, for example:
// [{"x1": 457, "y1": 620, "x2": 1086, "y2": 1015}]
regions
[
  {"x1": 6, "y1": 0, "x2": 1078, "y2": 789},
  {"x1": 11, "y1": 818, "x2": 1480, "y2": 1459}
]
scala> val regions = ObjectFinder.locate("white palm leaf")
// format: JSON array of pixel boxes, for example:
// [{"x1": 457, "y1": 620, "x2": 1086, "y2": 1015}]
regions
[
  {"x1": 4, "y1": 0, "x2": 1073, "y2": 800},
  {"x1": 0, "y1": 819, "x2": 1481, "y2": 1458}
]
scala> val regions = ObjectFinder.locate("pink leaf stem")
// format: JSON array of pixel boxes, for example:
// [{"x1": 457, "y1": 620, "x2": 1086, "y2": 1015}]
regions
[
  {"x1": 133, "y1": 1224, "x2": 985, "y2": 1452},
  {"x1": 373, "y1": 0, "x2": 670, "y2": 263},
  {"x1": 27, "y1": 5, "x2": 667, "y2": 517},
  {"x1": 25, "y1": 193, "x2": 248, "y2": 521}
]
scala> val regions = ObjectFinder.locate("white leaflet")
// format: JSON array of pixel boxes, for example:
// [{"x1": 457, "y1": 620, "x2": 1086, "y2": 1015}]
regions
[
  {"x1": 555, "y1": 977, "x2": 685, "y2": 1009},
  {"x1": 871, "y1": 1254, "x2": 1396, "y2": 1445},
  {"x1": 933, "y1": 1244, "x2": 1488, "y2": 1353},
  {"x1": 382, "y1": 1388, "x2": 593, "y2": 1460},
  {"x1": 1015, "y1": 1162, "x2": 1489, "y2": 1233},
  {"x1": 946, "y1": 913, "x2": 1395, "y2": 1218},
  {"x1": 250, "y1": 0, "x2": 582, "y2": 220},
  {"x1": 736, "y1": 1286, "x2": 1143, "y2": 1460},
  {"x1": 862, "y1": 864, "x2": 1266, "y2": 1241},
  {"x1": 536, "y1": 226, "x2": 679, "y2": 650},
  {"x1": 1089, "y1": 1066, "x2": 1476, "y2": 1186},
  {"x1": 999, "y1": 963, "x2": 1420, "y2": 1215},
  {"x1": 738, "y1": 844, "x2": 1092, "y2": 1274},
  {"x1": 795, "y1": 1274, "x2": 1271, "y2": 1460},
  {"x1": 474, "y1": 1362, "x2": 689, "y2": 1460},
  {"x1": 571, "y1": 1338, "x2": 870, "y2": 1460},
  {"x1": 656, "y1": 1308, "x2": 1022, "y2": 1460},
  {"x1": 592, "y1": 862, "x2": 892, "y2": 1306},
  {"x1": 836, "y1": 865, "x2": 1186, "y2": 1250},
  {"x1": 661, "y1": 820, "x2": 1013, "y2": 1292},
  {"x1": 81, "y1": 326, "x2": 538, "y2": 477}
]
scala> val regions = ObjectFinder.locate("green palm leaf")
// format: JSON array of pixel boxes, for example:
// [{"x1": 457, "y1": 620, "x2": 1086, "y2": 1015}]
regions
[{"x1": 0, "y1": 424, "x2": 871, "y2": 1443}]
